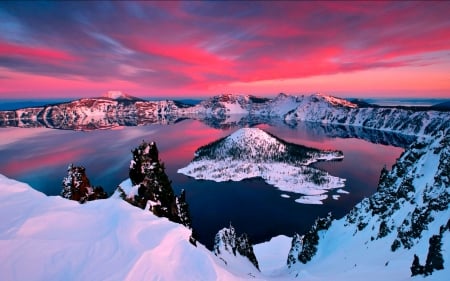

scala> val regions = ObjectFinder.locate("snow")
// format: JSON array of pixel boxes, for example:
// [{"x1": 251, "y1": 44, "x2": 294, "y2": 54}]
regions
[
  {"x1": 337, "y1": 189, "x2": 350, "y2": 194},
  {"x1": 0, "y1": 174, "x2": 268, "y2": 281},
  {"x1": 318, "y1": 93, "x2": 358, "y2": 108},
  {"x1": 179, "y1": 128, "x2": 346, "y2": 204},
  {"x1": 104, "y1": 90, "x2": 125, "y2": 99},
  {"x1": 221, "y1": 101, "x2": 248, "y2": 115},
  {"x1": 1, "y1": 93, "x2": 449, "y2": 280},
  {"x1": 253, "y1": 235, "x2": 292, "y2": 275},
  {"x1": 288, "y1": 134, "x2": 450, "y2": 280},
  {"x1": 295, "y1": 194, "x2": 328, "y2": 205},
  {"x1": 178, "y1": 160, "x2": 344, "y2": 204},
  {"x1": 2, "y1": 170, "x2": 447, "y2": 280}
]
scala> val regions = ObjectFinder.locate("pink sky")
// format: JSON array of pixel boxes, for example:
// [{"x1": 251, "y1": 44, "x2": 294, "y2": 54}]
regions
[{"x1": 0, "y1": 1, "x2": 449, "y2": 99}]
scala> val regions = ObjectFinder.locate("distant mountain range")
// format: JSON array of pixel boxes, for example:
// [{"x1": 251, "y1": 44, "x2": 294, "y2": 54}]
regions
[{"x1": 2, "y1": 91, "x2": 446, "y2": 131}]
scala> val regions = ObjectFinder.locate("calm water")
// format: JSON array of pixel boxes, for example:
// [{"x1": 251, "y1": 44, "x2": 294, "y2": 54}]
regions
[{"x1": 0, "y1": 120, "x2": 404, "y2": 249}]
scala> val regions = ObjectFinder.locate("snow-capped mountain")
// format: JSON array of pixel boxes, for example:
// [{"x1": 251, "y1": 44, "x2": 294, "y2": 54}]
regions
[
  {"x1": 102, "y1": 90, "x2": 140, "y2": 101},
  {"x1": 2, "y1": 91, "x2": 446, "y2": 133},
  {"x1": 0, "y1": 95, "x2": 194, "y2": 130},
  {"x1": 178, "y1": 127, "x2": 346, "y2": 204},
  {"x1": 285, "y1": 108, "x2": 450, "y2": 279},
  {"x1": 285, "y1": 98, "x2": 448, "y2": 137}
]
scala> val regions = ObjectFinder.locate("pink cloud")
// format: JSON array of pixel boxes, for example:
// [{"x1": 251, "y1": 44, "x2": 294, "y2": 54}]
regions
[
  {"x1": 0, "y1": 2, "x2": 449, "y2": 98},
  {"x1": 0, "y1": 42, "x2": 77, "y2": 63}
]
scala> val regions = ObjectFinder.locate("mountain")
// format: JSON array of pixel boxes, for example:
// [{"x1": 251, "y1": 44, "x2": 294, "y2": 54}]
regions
[
  {"x1": 0, "y1": 92, "x2": 346, "y2": 130},
  {"x1": 284, "y1": 100, "x2": 450, "y2": 279},
  {"x1": 179, "y1": 127, "x2": 345, "y2": 204},
  {"x1": 431, "y1": 101, "x2": 450, "y2": 111},
  {"x1": 2, "y1": 91, "x2": 445, "y2": 133},
  {"x1": 102, "y1": 90, "x2": 142, "y2": 101},
  {"x1": 285, "y1": 98, "x2": 448, "y2": 137},
  {"x1": 0, "y1": 95, "x2": 194, "y2": 130}
]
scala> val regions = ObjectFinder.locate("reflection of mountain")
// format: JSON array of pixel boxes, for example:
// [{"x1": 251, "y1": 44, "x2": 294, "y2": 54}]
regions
[
  {"x1": 179, "y1": 128, "x2": 345, "y2": 204},
  {"x1": 0, "y1": 95, "x2": 194, "y2": 130},
  {"x1": 290, "y1": 122, "x2": 416, "y2": 148}
]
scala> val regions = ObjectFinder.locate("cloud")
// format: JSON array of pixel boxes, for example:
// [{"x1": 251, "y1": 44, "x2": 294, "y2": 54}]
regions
[{"x1": 0, "y1": 1, "x2": 449, "y2": 97}]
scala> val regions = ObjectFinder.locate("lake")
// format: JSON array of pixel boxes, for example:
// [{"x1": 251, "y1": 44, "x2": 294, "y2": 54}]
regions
[{"x1": 0, "y1": 119, "x2": 406, "y2": 249}]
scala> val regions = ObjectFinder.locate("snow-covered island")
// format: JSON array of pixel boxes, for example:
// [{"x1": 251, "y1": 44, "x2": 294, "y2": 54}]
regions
[{"x1": 178, "y1": 127, "x2": 345, "y2": 204}]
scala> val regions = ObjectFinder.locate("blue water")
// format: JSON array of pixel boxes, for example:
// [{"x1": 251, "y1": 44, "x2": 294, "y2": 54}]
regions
[{"x1": 0, "y1": 120, "x2": 404, "y2": 249}]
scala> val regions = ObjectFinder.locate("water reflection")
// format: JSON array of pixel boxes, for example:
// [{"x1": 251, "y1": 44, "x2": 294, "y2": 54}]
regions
[{"x1": 0, "y1": 120, "x2": 404, "y2": 248}]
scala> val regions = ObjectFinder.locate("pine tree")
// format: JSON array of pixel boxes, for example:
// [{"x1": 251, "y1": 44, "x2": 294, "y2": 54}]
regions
[
  {"x1": 128, "y1": 141, "x2": 193, "y2": 227},
  {"x1": 176, "y1": 189, "x2": 192, "y2": 229},
  {"x1": 424, "y1": 234, "x2": 444, "y2": 274},
  {"x1": 410, "y1": 254, "x2": 424, "y2": 276}
]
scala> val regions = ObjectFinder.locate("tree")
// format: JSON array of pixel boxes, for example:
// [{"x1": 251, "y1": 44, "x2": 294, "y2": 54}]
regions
[
  {"x1": 128, "y1": 141, "x2": 193, "y2": 228},
  {"x1": 410, "y1": 254, "x2": 424, "y2": 276},
  {"x1": 61, "y1": 164, "x2": 107, "y2": 203}
]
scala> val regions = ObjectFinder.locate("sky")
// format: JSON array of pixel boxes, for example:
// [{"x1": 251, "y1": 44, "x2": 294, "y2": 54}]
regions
[{"x1": 0, "y1": 1, "x2": 449, "y2": 99}]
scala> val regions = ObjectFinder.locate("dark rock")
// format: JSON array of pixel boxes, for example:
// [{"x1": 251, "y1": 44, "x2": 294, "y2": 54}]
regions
[{"x1": 61, "y1": 164, "x2": 107, "y2": 203}]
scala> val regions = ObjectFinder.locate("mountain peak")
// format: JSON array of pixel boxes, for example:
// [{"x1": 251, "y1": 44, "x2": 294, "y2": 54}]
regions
[
  {"x1": 228, "y1": 127, "x2": 276, "y2": 144},
  {"x1": 103, "y1": 90, "x2": 139, "y2": 100},
  {"x1": 311, "y1": 93, "x2": 357, "y2": 108}
]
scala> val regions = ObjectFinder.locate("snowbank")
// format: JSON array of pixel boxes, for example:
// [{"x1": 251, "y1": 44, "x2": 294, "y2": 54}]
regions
[{"x1": 0, "y1": 174, "x2": 264, "y2": 281}]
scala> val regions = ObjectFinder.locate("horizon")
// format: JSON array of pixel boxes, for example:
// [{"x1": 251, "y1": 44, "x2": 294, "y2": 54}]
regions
[
  {"x1": 0, "y1": 2, "x2": 449, "y2": 99},
  {"x1": 0, "y1": 91, "x2": 449, "y2": 111},
  {"x1": 1, "y1": 91, "x2": 450, "y2": 101}
]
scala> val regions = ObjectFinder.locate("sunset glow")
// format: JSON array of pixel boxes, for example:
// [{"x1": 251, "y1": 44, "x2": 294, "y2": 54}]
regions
[{"x1": 0, "y1": 1, "x2": 449, "y2": 99}]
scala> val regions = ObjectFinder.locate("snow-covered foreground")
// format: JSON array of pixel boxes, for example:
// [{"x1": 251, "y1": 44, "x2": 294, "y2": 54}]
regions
[
  {"x1": 0, "y1": 174, "x2": 267, "y2": 281},
  {"x1": 2, "y1": 173, "x2": 447, "y2": 280}
]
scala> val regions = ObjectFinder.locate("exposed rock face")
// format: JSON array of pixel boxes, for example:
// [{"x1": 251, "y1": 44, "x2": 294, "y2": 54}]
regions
[
  {"x1": 61, "y1": 164, "x2": 107, "y2": 203},
  {"x1": 128, "y1": 141, "x2": 179, "y2": 220},
  {"x1": 286, "y1": 213, "x2": 333, "y2": 267},
  {"x1": 286, "y1": 233, "x2": 302, "y2": 268},
  {"x1": 125, "y1": 141, "x2": 194, "y2": 231},
  {"x1": 213, "y1": 223, "x2": 260, "y2": 270}
]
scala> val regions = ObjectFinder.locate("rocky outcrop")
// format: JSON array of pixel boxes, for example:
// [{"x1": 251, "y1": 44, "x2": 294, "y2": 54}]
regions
[
  {"x1": 213, "y1": 223, "x2": 259, "y2": 270},
  {"x1": 61, "y1": 164, "x2": 107, "y2": 203},
  {"x1": 120, "y1": 141, "x2": 194, "y2": 232}
]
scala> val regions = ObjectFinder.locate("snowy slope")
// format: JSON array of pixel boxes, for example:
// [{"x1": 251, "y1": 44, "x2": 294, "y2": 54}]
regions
[
  {"x1": 286, "y1": 124, "x2": 450, "y2": 279},
  {"x1": 286, "y1": 97, "x2": 448, "y2": 138},
  {"x1": 0, "y1": 174, "x2": 269, "y2": 281},
  {"x1": 178, "y1": 128, "x2": 345, "y2": 204}
]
